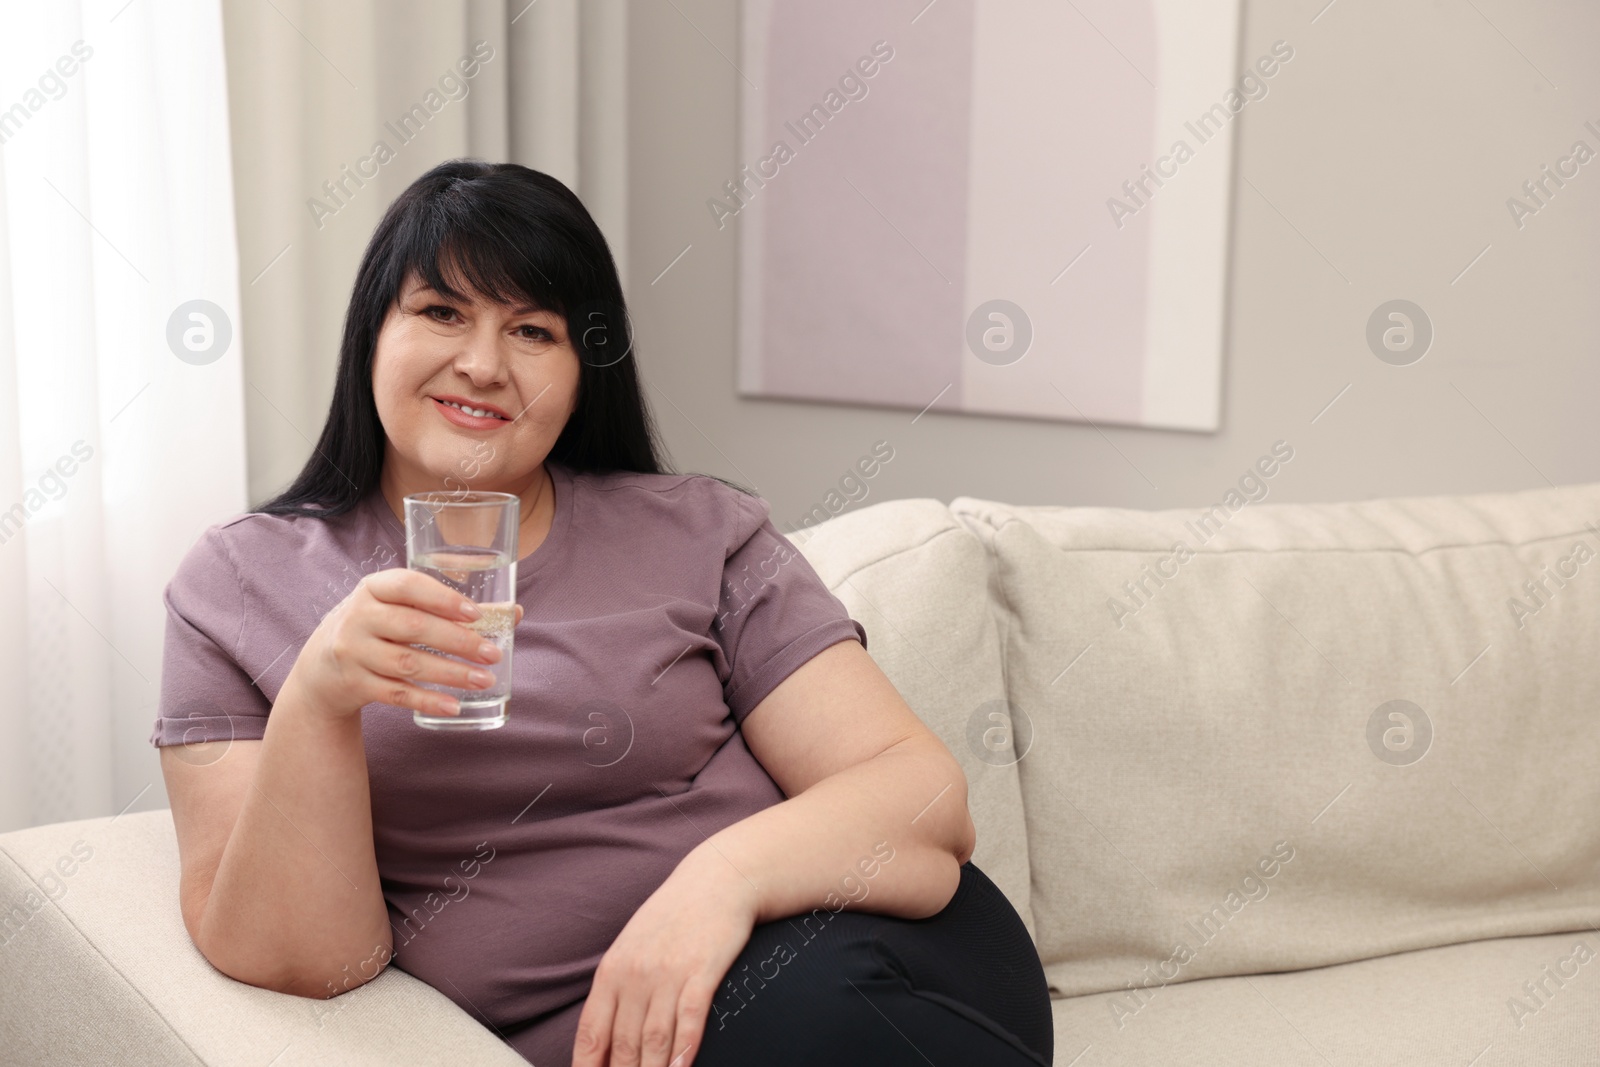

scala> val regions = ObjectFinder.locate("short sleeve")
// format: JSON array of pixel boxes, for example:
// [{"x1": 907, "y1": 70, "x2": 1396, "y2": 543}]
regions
[
  {"x1": 149, "y1": 526, "x2": 272, "y2": 748},
  {"x1": 711, "y1": 485, "x2": 867, "y2": 724}
]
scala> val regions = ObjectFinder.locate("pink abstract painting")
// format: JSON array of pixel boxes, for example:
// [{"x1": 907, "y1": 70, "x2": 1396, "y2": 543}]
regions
[{"x1": 733, "y1": 0, "x2": 1244, "y2": 431}]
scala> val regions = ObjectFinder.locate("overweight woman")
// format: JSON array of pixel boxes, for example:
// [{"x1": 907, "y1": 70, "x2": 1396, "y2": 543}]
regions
[{"x1": 151, "y1": 160, "x2": 1051, "y2": 1067}]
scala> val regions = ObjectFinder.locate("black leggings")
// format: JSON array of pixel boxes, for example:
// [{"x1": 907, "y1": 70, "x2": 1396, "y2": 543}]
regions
[{"x1": 691, "y1": 861, "x2": 1052, "y2": 1067}]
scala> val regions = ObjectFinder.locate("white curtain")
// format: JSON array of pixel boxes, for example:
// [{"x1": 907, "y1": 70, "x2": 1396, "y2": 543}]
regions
[
  {"x1": 0, "y1": 1, "x2": 249, "y2": 831},
  {"x1": 220, "y1": 0, "x2": 631, "y2": 505}
]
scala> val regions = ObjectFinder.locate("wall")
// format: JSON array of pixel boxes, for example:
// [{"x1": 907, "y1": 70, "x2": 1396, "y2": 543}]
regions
[{"x1": 627, "y1": 0, "x2": 1600, "y2": 529}]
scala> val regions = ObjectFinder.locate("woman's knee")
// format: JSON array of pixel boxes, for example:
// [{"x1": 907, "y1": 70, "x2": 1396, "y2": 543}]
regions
[
  {"x1": 707, "y1": 906, "x2": 880, "y2": 1031},
  {"x1": 697, "y1": 908, "x2": 1048, "y2": 1067},
  {"x1": 698, "y1": 868, "x2": 1051, "y2": 1064}
]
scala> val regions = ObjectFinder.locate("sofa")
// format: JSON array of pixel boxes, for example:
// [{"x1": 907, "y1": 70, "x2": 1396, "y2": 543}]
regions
[{"x1": 4, "y1": 482, "x2": 1599, "y2": 1064}]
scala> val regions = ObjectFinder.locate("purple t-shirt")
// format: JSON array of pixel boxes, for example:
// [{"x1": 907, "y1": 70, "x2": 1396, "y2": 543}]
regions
[{"x1": 149, "y1": 459, "x2": 866, "y2": 1064}]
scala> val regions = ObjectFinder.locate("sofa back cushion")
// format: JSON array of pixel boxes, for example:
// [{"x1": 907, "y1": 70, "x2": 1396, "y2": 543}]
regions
[
  {"x1": 952, "y1": 483, "x2": 1600, "y2": 999},
  {"x1": 789, "y1": 500, "x2": 1035, "y2": 940}
]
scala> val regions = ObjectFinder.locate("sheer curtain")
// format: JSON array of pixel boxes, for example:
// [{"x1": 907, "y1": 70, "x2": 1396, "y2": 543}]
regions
[{"x1": 0, "y1": 1, "x2": 249, "y2": 831}]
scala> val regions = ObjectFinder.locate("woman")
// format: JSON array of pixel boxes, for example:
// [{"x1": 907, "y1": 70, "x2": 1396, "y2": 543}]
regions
[{"x1": 151, "y1": 160, "x2": 1051, "y2": 1067}]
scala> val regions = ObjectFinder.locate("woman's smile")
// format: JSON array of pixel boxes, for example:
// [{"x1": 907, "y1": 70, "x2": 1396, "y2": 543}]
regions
[{"x1": 430, "y1": 394, "x2": 514, "y2": 430}]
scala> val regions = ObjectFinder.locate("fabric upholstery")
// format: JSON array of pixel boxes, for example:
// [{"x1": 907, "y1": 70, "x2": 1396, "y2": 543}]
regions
[
  {"x1": 0, "y1": 811, "x2": 527, "y2": 1066},
  {"x1": 951, "y1": 484, "x2": 1600, "y2": 1000},
  {"x1": 1049, "y1": 929, "x2": 1600, "y2": 1065}
]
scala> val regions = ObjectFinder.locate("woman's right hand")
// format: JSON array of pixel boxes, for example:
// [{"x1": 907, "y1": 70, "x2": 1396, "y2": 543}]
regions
[{"x1": 282, "y1": 568, "x2": 522, "y2": 723}]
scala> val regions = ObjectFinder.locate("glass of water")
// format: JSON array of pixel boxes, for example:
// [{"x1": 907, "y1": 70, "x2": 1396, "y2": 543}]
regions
[{"x1": 403, "y1": 490, "x2": 519, "y2": 730}]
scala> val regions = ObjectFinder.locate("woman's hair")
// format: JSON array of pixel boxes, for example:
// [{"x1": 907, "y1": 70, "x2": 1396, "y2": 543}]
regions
[{"x1": 257, "y1": 159, "x2": 737, "y2": 518}]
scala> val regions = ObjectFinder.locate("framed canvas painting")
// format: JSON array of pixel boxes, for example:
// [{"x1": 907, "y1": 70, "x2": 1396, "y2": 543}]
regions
[{"x1": 733, "y1": 0, "x2": 1249, "y2": 431}]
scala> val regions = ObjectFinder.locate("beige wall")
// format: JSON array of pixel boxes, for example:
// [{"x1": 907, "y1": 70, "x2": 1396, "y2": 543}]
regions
[{"x1": 626, "y1": 0, "x2": 1600, "y2": 530}]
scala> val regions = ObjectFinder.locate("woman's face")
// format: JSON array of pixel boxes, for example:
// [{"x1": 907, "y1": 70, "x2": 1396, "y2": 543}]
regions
[{"x1": 372, "y1": 269, "x2": 580, "y2": 496}]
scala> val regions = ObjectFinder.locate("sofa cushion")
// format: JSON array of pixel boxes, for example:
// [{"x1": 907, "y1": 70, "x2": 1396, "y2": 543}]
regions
[
  {"x1": 790, "y1": 499, "x2": 1035, "y2": 940},
  {"x1": 1049, "y1": 929, "x2": 1600, "y2": 1065},
  {"x1": 0, "y1": 810, "x2": 530, "y2": 1066},
  {"x1": 952, "y1": 483, "x2": 1600, "y2": 999}
]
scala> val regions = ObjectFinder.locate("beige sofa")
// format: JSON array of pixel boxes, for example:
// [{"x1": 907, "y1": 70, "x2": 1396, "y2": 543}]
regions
[{"x1": 5, "y1": 483, "x2": 1599, "y2": 1064}]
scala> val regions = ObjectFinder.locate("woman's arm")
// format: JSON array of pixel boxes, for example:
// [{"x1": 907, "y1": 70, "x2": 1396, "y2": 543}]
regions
[
  {"x1": 163, "y1": 677, "x2": 393, "y2": 999},
  {"x1": 571, "y1": 638, "x2": 977, "y2": 1067},
  {"x1": 162, "y1": 569, "x2": 514, "y2": 1000},
  {"x1": 688, "y1": 637, "x2": 978, "y2": 923}
]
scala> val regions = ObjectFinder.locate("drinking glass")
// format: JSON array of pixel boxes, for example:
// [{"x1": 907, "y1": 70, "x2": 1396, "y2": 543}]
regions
[{"x1": 403, "y1": 490, "x2": 519, "y2": 730}]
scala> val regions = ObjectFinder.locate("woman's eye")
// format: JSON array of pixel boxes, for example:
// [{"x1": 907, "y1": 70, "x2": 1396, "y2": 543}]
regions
[
  {"x1": 424, "y1": 305, "x2": 458, "y2": 322},
  {"x1": 518, "y1": 325, "x2": 553, "y2": 341}
]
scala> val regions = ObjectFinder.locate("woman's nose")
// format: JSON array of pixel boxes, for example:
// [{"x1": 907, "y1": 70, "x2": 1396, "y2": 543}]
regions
[{"x1": 454, "y1": 326, "x2": 509, "y2": 384}]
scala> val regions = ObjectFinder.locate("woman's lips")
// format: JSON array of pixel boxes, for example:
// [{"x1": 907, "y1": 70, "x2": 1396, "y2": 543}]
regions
[{"x1": 432, "y1": 397, "x2": 510, "y2": 430}]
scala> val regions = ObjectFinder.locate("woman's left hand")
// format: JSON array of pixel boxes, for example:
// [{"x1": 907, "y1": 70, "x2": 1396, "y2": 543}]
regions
[{"x1": 572, "y1": 849, "x2": 760, "y2": 1067}]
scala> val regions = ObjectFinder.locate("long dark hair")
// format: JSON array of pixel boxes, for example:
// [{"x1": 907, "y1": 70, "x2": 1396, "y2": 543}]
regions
[{"x1": 257, "y1": 159, "x2": 732, "y2": 518}]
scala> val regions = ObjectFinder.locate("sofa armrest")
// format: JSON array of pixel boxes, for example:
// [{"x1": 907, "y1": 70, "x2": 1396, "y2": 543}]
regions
[{"x1": 0, "y1": 809, "x2": 529, "y2": 1066}]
